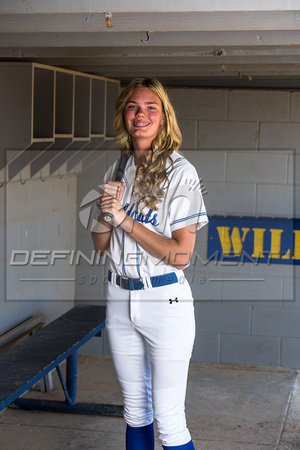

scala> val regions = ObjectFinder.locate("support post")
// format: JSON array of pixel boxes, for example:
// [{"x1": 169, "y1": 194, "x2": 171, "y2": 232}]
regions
[{"x1": 66, "y1": 350, "x2": 77, "y2": 405}]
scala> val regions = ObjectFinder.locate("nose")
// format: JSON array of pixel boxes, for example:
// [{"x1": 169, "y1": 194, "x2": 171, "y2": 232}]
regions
[{"x1": 135, "y1": 106, "x2": 145, "y2": 117}]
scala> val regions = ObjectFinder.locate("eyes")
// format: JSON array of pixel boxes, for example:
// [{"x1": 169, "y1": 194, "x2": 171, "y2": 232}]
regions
[{"x1": 126, "y1": 104, "x2": 157, "y2": 111}]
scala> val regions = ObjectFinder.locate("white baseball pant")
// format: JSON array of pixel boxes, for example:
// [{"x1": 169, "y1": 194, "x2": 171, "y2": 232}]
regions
[{"x1": 105, "y1": 274, "x2": 195, "y2": 447}]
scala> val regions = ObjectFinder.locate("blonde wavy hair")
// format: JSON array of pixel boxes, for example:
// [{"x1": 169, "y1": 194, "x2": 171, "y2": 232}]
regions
[{"x1": 114, "y1": 78, "x2": 182, "y2": 211}]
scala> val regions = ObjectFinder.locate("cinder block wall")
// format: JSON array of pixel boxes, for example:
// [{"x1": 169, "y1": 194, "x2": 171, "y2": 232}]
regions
[
  {"x1": 0, "y1": 172, "x2": 77, "y2": 335},
  {"x1": 169, "y1": 87, "x2": 299, "y2": 369},
  {"x1": 77, "y1": 87, "x2": 299, "y2": 369}
]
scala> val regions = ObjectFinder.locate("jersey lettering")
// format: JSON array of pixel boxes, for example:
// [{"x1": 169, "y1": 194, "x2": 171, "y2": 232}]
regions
[{"x1": 123, "y1": 202, "x2": 159, "y2": 227}]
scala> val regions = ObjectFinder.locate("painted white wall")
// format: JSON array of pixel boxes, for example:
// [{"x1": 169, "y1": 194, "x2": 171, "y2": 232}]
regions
[{"x1": 1, "y1": 173, "x2": 77, "y2": 335}]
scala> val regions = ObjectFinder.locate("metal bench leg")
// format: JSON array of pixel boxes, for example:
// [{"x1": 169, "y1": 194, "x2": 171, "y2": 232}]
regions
[
  {"x1": 66, "y1": 350, "x2": 77, "y2": 405},
  {"x1": 55, "y1": 352, "x2": 78, "y2": 406}
]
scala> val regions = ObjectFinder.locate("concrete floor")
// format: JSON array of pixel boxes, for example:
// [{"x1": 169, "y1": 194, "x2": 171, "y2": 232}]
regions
[{"x1": 0, "y1": 355, "x2": 299, "y2": 450}]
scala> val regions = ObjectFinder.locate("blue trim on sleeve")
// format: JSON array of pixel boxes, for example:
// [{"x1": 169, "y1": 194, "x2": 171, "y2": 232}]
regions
[
  {"x1": 170, "y1": 212, "x2": 207, "y2": 227},
  {"x1": 166, "y1": 156, "x2": 184, "y2": 172}
]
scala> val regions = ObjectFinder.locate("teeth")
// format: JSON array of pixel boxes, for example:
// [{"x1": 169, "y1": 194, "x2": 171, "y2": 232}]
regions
[{"x1": 134, "y1": 123, "x2": 149, "y2": 127}]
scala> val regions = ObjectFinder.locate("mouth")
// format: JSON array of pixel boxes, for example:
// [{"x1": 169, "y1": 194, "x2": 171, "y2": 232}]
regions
[{"x1": 133, "y1": 122, "x2": 150, "y2": 127}]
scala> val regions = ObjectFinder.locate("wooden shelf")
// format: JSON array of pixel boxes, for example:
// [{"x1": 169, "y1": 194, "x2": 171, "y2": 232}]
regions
[
  {"x1": 106, "y1": 81, "x2": 120, "y2": 138},
  {"x1": 55, "y1": 71, "x2": 73, "y2": 136},
  {"x1": 33, "y1": 67, "x2": 54, "y2": 139},
  {"x1": 91, "y1": 78, "x2": 105, "y2": 136},
  {"x1": 0, "y1": 62, "x2": 120, "y2": 181},
  {"x1": 74, "y1": 75, "x2": 90, "y2": 139}
]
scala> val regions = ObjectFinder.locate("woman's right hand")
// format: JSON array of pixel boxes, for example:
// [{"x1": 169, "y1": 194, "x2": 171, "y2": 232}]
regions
[{"x1": 100, "y1": 181, "x2": 127, "y2": 226}]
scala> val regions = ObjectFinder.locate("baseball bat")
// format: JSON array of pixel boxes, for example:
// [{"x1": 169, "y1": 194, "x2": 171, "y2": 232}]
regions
[{"x1": 101, "y1": 152, "x2": 129, "y2": 224}]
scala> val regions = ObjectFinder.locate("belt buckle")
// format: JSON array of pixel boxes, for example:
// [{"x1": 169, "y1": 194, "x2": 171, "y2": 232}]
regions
[
  {"x1": 119, "y1": 275, "x2": 144, "y2": 291},
  {"x1": 119, "y1": 275, "x2": 129, "y2": 290}
]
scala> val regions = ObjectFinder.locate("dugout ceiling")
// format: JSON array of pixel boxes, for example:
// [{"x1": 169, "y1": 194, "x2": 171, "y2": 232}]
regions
[{"x1": 1, "y1": 1, "x2": 300, "y2": 88}]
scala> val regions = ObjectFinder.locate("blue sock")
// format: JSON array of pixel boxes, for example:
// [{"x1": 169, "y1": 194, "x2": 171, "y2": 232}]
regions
[
  {"x1": 163, "y1": 440, "x2": 195, "y2": 449},
  {"x1": 126, "y1": 422, "x2": 155, "y2": 450}
]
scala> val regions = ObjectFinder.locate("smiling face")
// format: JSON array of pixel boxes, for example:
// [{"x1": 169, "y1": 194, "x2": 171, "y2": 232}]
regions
[{"x1": 124, "y1": 87, "x2": 165, "y2": 150}]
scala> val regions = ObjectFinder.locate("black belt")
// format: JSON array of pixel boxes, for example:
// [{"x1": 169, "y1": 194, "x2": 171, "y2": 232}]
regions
[{"x1": 108, "y1": 270, "x2": 178, "y2": 291}]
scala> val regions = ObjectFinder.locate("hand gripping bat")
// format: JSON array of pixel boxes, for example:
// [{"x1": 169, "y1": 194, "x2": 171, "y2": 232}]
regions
[{"x1": 101, "y1": 152, "x2": 129, "y2": 224}]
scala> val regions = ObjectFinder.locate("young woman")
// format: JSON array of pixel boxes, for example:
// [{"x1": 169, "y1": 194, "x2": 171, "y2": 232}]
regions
[{"x1": 92, "y1": 78, "x2": 208, "y2": 449}]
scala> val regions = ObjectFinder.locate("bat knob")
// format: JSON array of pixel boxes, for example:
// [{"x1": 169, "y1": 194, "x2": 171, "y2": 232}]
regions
[{"x1": 102, "y1": 212, "x2": 114, "y2": 223}]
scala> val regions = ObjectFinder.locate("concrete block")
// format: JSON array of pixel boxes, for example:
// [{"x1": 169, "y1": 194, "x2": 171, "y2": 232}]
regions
[
  {"x1": 295, "y1": 272, "x2": 300, "y2": 304},
  {"x1": 107, "y1": 146, "x2": 121, "y2": 169},
  {"x1": 195, "y1": 220, "x2": 208, "y2": 243},
  {"x1": 222, "y1": 275, "x2": 283, "y2": 302},
  {"x1": 49, "y1": 176, "x2": 77, "y2": 211},
  {"x1": 169, "y1": 88, "x2": 227, "y2": 120},
  {"x1": 256, "y1": 184, "x2": 293, "y2": 216},
  {"x1": 197, "y1": 121, "x2": 257, "y2": 150},
  {"x1": 221, "y1": 334, "x2": 281, "y2": 366},
  {"x1": 29, "y1": 178, "x2": 52, "y2": 216},
  {"x1": 252, "y1": 307, "x2": 300, "y2": 338},
  {"x1": 67, "y1": 176, "x2": 77, "y2": 203},
  {"x1": 6, "y1": 220, "x2": 19, "y2": 254},
  {"x1": 79, "y1": 334, "x2": 106, "y2": 356},
  {"x1": 27, "y1": 258, "x2": 51, "y2": 287},
  {"x1": 295, "y1": 153, "x2": 300, "y2": 185},
  {"x1": 6, "y1": 182, "x2": 30, "y2": 222},
  {"x1": 296, "y1": 186, "x2": 300, "y2": 216},
  {"x1": 0, "y1": 223, "x2": 4, "y2": 256},
  {"x1": 0, "y1": 260, "x2": 5, "y2": 299},
  {"x1": 226, "y1": 151, "x2": 287, "y2": 184},
  {"x1": 54, "y1": 209, "x2": 76, "y2": 241},
  {"x1": 81, "y1": 150, "x2": 107, "y2": 179},
  {"x1": 204, "y1": 181, "x2": 255, "y2": 215},
  {"x1": 190, "y1": 240, "x2": 254, "y2": 277},
  {"x1": 194, "y1": 303, "x2": 251, "y2": 334},
  {"x1": 287, "y1": 153, "x2": 295, "y2": 185},
  {"x1": 192, "y1": 333, "x2": 219, "y2": 363},
  {"x1": 189, "y1": 259, "x2": 254, "y2": 277},
  {"x1": 228, "y1": 90, "x2": 289, "y2": 122},
  {"x1": 282, "y1": 277, "x2": 297, "y2": 305},
  {"x1": 76, "y1": 234, "x2": 97, "y2": 257},
  {"x1": 35, "y1": 279, "x2": 56, "y2": 302},
  {"x1": 56, "y1": 274, "x2": 75, "y2": 302},
  {"x1": 49, "y1": 177, "x2": 68, "y2": 211},
  {"x1": 75, "y1": 263, "x2": 106, "y2": 299},
  {"x1": 6, "y1": 262, "x2": 29, "y2": 301},
  {"x1": 182, "y1": 150, "x2": 225, "y2": 182},
  {"x1": 190, "y1": 239, "x2": 213, "y2": 268},
  {"x1": 0, "y1": 187, "x2": 5, "y2": 224},
  {"x1": 178, "y1": 119, "x2": 196, "y2": 149},
  {"x1": 290, "y1": 91, "x2": 300, "y2": 122},
  {"x1": 39, "y1": 213, "x2": 60, "y2": 247},
  {"x1": 253, "y1": 260, "x2": 293, "y2": 280},
  {"x1": 186, "y1": 271, "x2": 223, "y2": 302},
  {"x1": 18, "y1": 216, "x2": 40, "y2": 251},
  {"x1": 281, "y1": 338, "x2": 300, "y2": 368},
  {"x1": 259, "y1": 123, "x2": 300, "y2": 152}
]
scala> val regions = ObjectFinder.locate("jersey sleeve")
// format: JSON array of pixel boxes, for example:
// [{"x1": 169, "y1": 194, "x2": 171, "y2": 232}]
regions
[{"x1": 168, "y1": 160, "x2": 208, "y2": 233}]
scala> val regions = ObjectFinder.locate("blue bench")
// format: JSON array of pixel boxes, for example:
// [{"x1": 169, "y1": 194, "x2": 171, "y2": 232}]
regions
[{"x1": 0, "y1": 304, "x2": 123, "y2": 416}]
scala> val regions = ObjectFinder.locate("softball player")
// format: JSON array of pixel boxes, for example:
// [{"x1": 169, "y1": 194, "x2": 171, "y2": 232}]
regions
[{"x1": 92, "y1": 78, "x2": 208, "y2": 449}]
